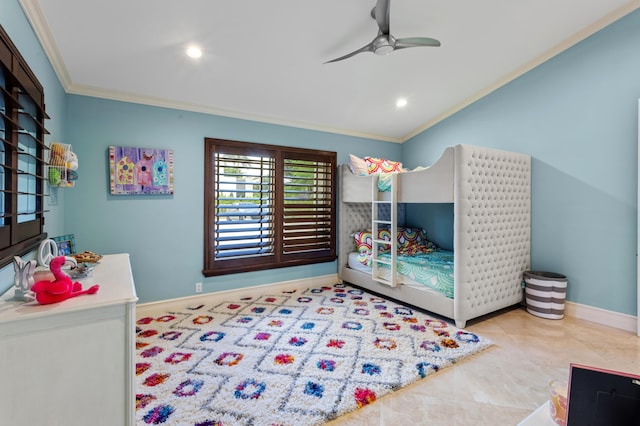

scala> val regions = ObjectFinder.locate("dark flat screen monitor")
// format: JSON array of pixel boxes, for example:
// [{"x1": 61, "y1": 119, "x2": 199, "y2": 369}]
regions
[{"x1": 566, "y1": 364, "x2": 640, "y2": 426}]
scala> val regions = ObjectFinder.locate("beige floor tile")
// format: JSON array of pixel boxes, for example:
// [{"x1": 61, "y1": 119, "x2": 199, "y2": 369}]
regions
[{"x1": 327, "y1": 306, "x2": 640, "y2": 426}]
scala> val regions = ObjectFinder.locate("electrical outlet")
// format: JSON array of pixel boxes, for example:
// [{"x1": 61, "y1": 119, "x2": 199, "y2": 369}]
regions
[{"x1": 195, "y1": 282, "x2": 202, "y2": 293}]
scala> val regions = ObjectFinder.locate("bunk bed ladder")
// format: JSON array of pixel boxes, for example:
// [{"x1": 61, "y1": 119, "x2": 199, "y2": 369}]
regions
[{"x1": 371, "y1": 174, "x2": 398, "y2": 287}]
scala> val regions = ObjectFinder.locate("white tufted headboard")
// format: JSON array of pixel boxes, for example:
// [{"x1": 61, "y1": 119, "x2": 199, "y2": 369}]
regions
[{"x1": 453, "y1": 144, "x2": 531, "y2": 322}]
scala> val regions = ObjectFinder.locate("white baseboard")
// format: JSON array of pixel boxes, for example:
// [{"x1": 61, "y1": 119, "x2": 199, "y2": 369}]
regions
[
  {"x1": 565, "y1": 301, "x2": 638, "y2": 335},
  {"x1": 136, "y1": 274, "x2": 339, "y2": 314}
]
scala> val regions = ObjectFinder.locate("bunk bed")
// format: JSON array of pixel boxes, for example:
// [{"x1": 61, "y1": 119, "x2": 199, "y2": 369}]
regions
[{"x1": 338, "y1": 144, "x2": 531, "y2": 328}]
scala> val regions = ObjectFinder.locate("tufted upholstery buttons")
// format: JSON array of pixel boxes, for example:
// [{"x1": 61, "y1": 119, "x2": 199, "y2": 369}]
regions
[{"x1": 455, "y1": 144, "x2": 530, "y2": 320}]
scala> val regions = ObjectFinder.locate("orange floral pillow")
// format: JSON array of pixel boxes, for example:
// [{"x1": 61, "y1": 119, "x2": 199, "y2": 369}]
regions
[{"x1": 364, "y1": 157, "x2": 404, "y2": 174}]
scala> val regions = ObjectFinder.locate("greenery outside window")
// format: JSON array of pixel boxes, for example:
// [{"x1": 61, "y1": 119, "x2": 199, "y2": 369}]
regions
[
  {"x1": 204, "y1": 138, "x2": 336, "y2": 276},
  {"x1": 0, "y1": 25, "x2": 48, "y2": 268}
]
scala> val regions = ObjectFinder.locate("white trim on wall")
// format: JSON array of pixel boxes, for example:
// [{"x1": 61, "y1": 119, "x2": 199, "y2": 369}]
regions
[
  {"x1": 136, "y1": 274, "x2": 339, "y2": 314},
  {"x1": 565, "y1": 301, "x2": 638, "y2": 335}
]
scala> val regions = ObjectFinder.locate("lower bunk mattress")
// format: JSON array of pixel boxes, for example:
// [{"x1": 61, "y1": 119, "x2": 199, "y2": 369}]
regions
[{"x1": 347, "y1": 249, "x2": 454, "y2": 298}]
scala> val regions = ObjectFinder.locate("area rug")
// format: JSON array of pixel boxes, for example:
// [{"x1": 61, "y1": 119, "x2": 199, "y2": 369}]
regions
[{"x1": 135, "y1": 283, "x2": 491, "y2": 425}]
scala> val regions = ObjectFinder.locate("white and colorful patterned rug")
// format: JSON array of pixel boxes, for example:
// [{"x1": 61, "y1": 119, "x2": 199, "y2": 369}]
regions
[{"x1": 135, "y1": 283, "x2": 491, "y2": 425}]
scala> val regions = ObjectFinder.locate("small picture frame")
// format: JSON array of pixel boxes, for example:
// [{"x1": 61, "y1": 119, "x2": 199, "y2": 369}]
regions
[{"x1": 52, "y1": 234, "x2": 76, "y2": 256}]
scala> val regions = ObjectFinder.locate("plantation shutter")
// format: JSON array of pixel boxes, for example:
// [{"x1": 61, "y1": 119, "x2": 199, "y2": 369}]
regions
[
  {"x1": 204, "y1": 138, "x2": 336, "y2": 276},
  {"x1": 0, "y1": 25, "x2": 47, "y2": 266},
  {"x1": 282, "y1": 154, "x2": 334, "y2": 260},
  {"x1": 210, "y1": 144, "x2": 276, "y2": 271}
]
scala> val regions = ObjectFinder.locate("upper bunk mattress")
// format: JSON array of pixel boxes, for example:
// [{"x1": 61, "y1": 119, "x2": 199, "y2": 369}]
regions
[{"x1": 340, "y1": 147, "x2": 455, "y2": 204}]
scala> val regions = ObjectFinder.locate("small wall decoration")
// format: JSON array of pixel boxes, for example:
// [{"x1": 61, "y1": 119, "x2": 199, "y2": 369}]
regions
[
  {"x1": 48, "y1": 142, "x2": 79, "y2": 188},
  {"x1": 12, "y1": 256, "x2": 36, "y2": 302},
  {"x1": 109, "y1": 146, "x2": 174, "y2": 195},
  {"x1": 52, "y1": 234, "x2": 76, "y2": 256}
]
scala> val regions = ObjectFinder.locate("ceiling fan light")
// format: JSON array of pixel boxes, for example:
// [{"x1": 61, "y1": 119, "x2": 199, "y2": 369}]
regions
[
  {"x1": 374, "y1": 45, "x2": 394, "y2": 55},
  {"x1": 373, "y1": 35, "x2": 395, "y2": 55}
]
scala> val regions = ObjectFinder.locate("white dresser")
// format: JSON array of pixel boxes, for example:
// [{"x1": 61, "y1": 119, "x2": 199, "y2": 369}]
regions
[{"x1": 0, "y1": 253, "x2": 138, "y2": 426}]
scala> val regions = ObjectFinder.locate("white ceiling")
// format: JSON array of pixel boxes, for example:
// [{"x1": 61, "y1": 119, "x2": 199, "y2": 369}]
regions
[{"x1": 21, "y1": 0, "x2": 640, "y2": 142}]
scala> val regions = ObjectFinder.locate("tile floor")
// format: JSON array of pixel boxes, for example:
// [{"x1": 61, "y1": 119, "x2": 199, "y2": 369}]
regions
[{"x1": 327, "y1": 307, "x2": 640, "y2": 426}]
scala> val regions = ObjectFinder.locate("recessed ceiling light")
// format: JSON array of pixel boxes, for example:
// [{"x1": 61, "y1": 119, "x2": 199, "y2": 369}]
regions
[
  {"x1": 396, "y1": 98, "x2": 408, "y2": 108},
  {"x1": 186, "y1": 46, "x2": 202, "y2": 58}
]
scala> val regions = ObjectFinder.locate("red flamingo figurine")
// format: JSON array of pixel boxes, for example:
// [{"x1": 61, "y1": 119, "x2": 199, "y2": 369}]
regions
[{"x1": 31, "y1": 256, "x2": 99, "y2": 304}]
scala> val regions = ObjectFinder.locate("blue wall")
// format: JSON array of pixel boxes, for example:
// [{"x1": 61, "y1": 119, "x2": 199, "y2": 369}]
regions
[
  {"x1": 64, "y1": 96, "x2": 399, "y2": 303},
  {"x1": 404, "y1": 10, "x2": 640, "y2": 316},
  {"x1": 2, "y1": 0, "x2": 639, "y2": 317}
]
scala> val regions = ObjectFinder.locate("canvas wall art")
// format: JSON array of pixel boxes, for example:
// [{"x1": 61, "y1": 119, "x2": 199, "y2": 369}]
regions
[{"x1": 109, "y1": 146, "x2": 174, "y2": 195}]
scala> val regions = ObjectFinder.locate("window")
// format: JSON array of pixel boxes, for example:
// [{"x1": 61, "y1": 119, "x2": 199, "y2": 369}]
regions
[
  {"x1": 204, "y1": 138, "x2": 336, "y2": 276},
  {"x1": 0, "y1": 25, "x2": 48, "y2": 268}
]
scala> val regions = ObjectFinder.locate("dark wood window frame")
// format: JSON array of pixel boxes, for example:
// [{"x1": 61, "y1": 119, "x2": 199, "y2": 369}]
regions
[
  {"x1": 204, "y1": 138, "x2": 337, "y2": 276},
  {"x1": 0, "y1": 25, "x2": 48, "y2": 268}
]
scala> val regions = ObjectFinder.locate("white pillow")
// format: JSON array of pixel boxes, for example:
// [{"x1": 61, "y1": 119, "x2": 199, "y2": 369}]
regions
[{"x1": 349, "y1": 154, "x2": 368, "y2": 176}]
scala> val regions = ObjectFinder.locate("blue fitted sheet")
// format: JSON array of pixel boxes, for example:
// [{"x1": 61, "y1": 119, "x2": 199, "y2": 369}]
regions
[{"x1": 372, "y1": 249, "x2": 454, "y2": 298}]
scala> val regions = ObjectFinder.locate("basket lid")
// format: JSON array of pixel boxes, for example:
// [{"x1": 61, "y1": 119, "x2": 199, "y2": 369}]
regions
[{"x1": 523, "y1": 270, "x2": 567, "y2": 281}]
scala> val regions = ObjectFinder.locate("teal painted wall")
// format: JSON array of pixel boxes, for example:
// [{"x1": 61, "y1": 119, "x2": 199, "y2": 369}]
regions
[
  {"x1": 64, "y1": 96, "x2": 400, "y2": 303},
  {"x1": 0, "y1": 1, "x2": 67, "y2": 295},
  {"x1": 404, "y1": 10, "x2": 640, "y2": 316},
  {"x1": 3, "y1": 0, "x2": 639, "y2": 318}
]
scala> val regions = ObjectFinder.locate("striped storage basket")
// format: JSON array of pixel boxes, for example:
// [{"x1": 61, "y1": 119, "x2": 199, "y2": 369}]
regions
[{"x1": 523, "y1": 271, "x2": 568, "y2": 319}]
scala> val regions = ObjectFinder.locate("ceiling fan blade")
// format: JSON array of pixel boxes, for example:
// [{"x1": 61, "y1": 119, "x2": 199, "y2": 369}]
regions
[
  {"x1": 395, "y1": 37, "x2": 441, "y2": 49},
  {"x1": 324, "y1": 42, "x2": 374, "y2": 64},
  {"x1": 324, "y1": 0, "x2": 440, "y2": 63},
  {"x1": 373, "y1": 0, "x2": 390, "y2": 35}
]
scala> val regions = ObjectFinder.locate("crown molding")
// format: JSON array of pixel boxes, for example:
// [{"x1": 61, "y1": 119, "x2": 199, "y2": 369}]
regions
[
  {"x1": 19, "y1": 1, "x2": 401, "y2": 143},
  {"x1": 66, "y1": 82, "x2": 402, "y2": 143},
  {"x1": 21, "y1": 0, "x2": 638, "y2": 145},
  {"x1": 19, "y1": 0, "x2": 72, "y2": 88}
]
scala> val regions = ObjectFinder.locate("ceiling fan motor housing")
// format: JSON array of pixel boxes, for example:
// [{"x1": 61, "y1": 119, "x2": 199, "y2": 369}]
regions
[
  {"x1": 373, "y1": 35, "x2": 395, "y2": 55},
  {"x1": 324, "y1": 0, "x2": 440, "y2": 63}
]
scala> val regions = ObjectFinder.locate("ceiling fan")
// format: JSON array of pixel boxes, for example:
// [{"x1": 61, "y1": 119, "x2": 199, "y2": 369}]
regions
[{"x1": 325, "y1": 0, "x2": 441, "y2": 64}]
